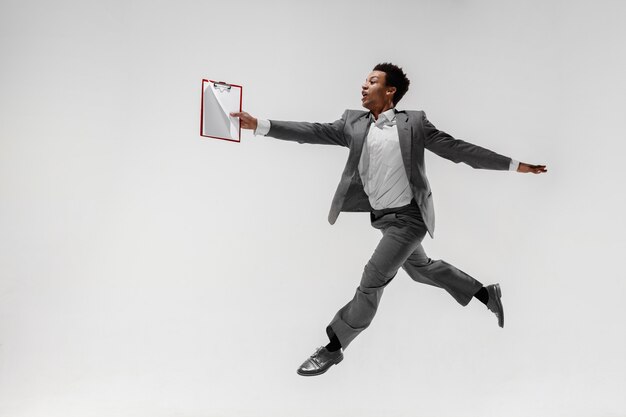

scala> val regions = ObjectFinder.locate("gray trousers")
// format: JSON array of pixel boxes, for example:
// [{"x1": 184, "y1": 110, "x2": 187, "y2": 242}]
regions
[{"x1": 326, "y1": 199, "x2": 483, "y2": 349}]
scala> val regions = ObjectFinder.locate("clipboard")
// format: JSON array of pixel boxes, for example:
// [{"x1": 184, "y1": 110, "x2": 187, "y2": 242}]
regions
[{"x1": 200, "y1": 79, "x2": 243, "y2": 142}]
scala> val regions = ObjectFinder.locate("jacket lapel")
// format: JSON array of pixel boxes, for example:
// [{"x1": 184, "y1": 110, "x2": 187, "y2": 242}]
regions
[
  {"x1": 395, "y1": 110, "x2": 413, "y2": 181},
  {"x1": 349, "y1": 112, "x2": 371, "y2": 164}
]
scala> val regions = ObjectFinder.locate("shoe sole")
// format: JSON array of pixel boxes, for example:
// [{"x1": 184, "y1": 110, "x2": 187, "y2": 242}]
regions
[
  {"x1": 296, "y1": 355, "x2": 344, "y2": 377},
  {"x1": 494, "y1": 283, "x2": 504, "y2": 328}
]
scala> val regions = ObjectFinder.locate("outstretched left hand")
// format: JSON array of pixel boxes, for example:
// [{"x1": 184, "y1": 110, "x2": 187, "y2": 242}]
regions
[{"x1": 517, "y1": 162, "x2": 548, "y2": 174}]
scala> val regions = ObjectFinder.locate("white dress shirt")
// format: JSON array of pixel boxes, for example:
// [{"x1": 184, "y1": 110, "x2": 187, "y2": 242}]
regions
[
  {"x1": 357, "y1": 108, "x2": 413, "y2": 209},
  {"x1": 254, "y1": 111, "x2": 519, "y2": 210}
]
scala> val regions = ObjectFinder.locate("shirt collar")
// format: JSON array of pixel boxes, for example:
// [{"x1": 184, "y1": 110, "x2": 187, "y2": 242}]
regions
[
  {"x1": 371, "y1": 107, "x2": 397, "y2": 127},
  {"x1": 381, "y1": 107, "x2": 397, "y2": 121}
]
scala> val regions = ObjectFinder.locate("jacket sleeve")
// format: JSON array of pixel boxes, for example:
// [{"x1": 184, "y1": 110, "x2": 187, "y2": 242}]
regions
[
  {"x1": 266, "y1": 110, "x2": 349, "y2": 147},
  {"x1": 421, "y1": 111, "x2": 512, "y2": 170}
]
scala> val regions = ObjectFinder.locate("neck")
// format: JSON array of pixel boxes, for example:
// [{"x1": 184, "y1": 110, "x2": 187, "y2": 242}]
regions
[{"x1": 370, "y1": 102, "x2": 394, "y2": 120}]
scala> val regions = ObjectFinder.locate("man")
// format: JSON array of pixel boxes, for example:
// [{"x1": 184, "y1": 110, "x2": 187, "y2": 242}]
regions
[{"x1": 230, "y1": 62, "x2": 547, "y2": 377}]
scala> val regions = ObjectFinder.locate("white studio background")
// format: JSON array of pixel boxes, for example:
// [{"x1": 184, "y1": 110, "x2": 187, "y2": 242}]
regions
[{"x1": 1, "y1": 1, "x2": 625, "y2": 416}]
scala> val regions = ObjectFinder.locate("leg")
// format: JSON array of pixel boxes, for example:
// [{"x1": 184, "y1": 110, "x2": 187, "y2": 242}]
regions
[
  {"x1": 402, "y1": 238, "x2": 505, "y2": 328},
  {"x1": 402, "y1": 244, "x2": 483, "y2": 306},
  {"x1": 327, "y1": 211, "x2": 428, "y2": 349}
]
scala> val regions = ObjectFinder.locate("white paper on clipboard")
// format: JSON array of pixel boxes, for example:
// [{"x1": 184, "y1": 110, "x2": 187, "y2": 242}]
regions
[{"x1": 200, "y1": 79, "x2": 242, "y2": 142}]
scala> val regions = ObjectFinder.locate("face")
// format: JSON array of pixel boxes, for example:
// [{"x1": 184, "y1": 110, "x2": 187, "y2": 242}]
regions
[{"x1": 361, "y1": 70, "x2": 396, "y2": 110}]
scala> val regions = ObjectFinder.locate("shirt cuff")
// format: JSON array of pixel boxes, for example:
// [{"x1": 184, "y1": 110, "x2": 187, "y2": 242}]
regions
[
  {"x1": 254, "y1": 119, "x2": 271, "y2": 136},
  {"x1": 509, "y1": 159, "x2": 520, "y2": 171}
]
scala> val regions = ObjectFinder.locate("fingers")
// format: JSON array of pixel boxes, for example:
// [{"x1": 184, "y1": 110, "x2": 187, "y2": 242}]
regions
[
  {"x1": 229, "y1": 111, "x2": 256, "y2": 130},
  {"x1": 529, "y1": 164, "x2": 548, "y2": 174},
  {"x1": 519, "y1": 162, "x2": 547, "y2": 174}
]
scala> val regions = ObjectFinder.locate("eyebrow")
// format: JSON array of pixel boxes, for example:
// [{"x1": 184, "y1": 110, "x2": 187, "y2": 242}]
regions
[{"x1": 365, "y1": 76, "x2": 379, "y2": 81}]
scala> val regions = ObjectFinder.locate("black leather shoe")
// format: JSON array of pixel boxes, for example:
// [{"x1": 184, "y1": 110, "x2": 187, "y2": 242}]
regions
[
  {"x1": 296, "y1": 346, "x2": 343, "y2": 376},
  {"x1": 486, "y1": 283, "x2": 504, "y2": 328}
]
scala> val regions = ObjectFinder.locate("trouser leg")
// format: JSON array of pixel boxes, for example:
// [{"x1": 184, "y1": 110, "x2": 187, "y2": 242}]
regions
[
  {"x1": 401, "y1": 244, "x2": 483, "y2": 306},
  {"x1": 327, "y1": 208, "x2": 428, "y2": 349}
]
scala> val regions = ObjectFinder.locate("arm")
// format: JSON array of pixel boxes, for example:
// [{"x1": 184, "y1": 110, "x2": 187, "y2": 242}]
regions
[
  {"x1": 230, "y1": 110, "x2": 349, "y2": 147},
  {"x1": 422, "y1": 111, "x2": 512, "y2": 170}
]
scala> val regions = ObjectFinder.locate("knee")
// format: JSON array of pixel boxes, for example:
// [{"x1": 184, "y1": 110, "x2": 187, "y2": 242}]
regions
[
  {"x1": 361, "y1": 261, "x2": 396, "y2": 289},
  {"x1": 412, "y1": 257, "x2": 434, "y2": 268}
]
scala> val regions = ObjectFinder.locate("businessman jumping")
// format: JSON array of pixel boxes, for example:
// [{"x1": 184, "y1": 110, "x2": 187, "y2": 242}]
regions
[{"x1": 231, "y1": 62, "x2": 547, "y2": 376}]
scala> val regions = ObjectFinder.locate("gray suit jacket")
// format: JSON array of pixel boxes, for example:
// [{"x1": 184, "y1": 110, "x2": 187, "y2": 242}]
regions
[{"x1": 267, "y1": 109, "x2": 512, "y2": 238}]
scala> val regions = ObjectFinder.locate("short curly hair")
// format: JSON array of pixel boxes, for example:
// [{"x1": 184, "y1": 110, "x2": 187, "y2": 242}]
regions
[{"x1": 373, "y1": 62, "x2": 410, "y2": 106}]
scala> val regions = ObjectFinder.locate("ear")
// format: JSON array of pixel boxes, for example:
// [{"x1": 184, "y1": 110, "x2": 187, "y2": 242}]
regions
[{"x1": 386, "y1": 86, "x2": 397, "y2": 96}]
